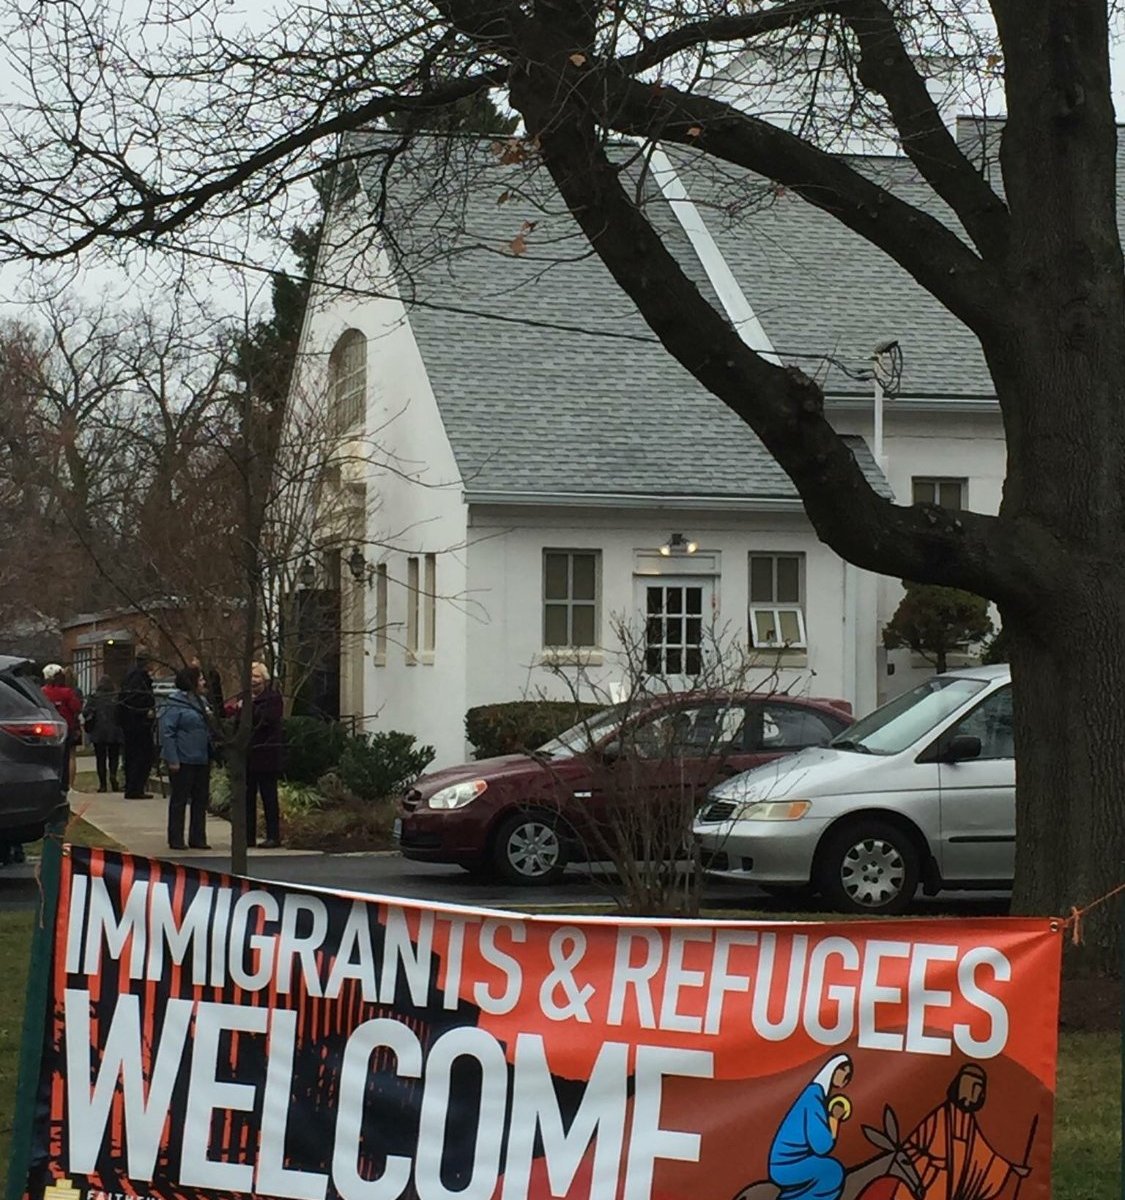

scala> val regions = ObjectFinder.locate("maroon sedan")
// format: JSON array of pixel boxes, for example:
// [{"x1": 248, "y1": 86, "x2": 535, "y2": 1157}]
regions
[{"x1": 396, "y1": 693, "x2": 852, "y2": 884}]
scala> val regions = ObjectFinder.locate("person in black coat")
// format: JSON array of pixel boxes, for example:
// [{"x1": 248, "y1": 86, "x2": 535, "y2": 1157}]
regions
[
  {"x1": 228, "y1": 661, "x2": 285, "y2": 848},
  {"x1": 118, "y1": 652, "x2": 157, "y2": 798},
  {"x1": 83, "y1": 676, "x2": 125, "y2": 792}
]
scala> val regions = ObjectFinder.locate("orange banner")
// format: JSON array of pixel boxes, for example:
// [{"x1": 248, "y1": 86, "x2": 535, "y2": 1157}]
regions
[{"x1": 20, "y1": 848, "x2": 1061, "y2": 1200}]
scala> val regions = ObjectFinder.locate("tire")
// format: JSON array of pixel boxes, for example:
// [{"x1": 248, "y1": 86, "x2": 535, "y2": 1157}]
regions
[
  {"x1": 492, "y1": 810, "x2": 567, "y2": 885},
  {"x1": 817, "y1": 818, "x2": 920, "y2": 915}
]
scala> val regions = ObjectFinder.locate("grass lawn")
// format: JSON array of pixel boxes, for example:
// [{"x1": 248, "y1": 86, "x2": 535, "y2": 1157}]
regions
[
  {"x1": 0, "y1": 910, "x2": 1117, "y2": 1194},
  {"x1": 21, "y1": 813, "x2": 124, "y2": 861}
]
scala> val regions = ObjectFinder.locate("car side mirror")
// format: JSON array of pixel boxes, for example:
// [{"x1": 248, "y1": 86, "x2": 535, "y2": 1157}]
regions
[
  {"x1": 944, "y1": 734, "x2": 982, "y2": 763},
  {"x1": 602, "y1": 740, "x2": 622, "y2": 765}
]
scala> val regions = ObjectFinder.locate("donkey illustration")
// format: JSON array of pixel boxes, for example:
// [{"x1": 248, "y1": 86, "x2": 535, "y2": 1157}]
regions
[{"x1": 730, "y1": 1106, "x2": 923, "y2": 1200}]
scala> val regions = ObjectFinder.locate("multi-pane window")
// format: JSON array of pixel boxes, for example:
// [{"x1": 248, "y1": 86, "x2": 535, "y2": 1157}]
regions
[
  {"x1": 912, "y1": 477, "x2": 966, "y2": 510},
  {"x1": 72, "y1": 648, "x2": 95, "y2": 698},
  {"x1": 406, "y1": 556, "x2": 419, "y2": 662},
  {"x1": 644, "y1": 583, "x2": 704, "y2": 676},
  {"x1": 423, "y1": 553, "x2": 436, "y2": 657},
  {"x1": 543, "y1": 551, "x2": 599, "y2": 647},
  {"x1": 749, "y1": 554, "x2": 807, "y2": 649},
  {"x1": 374, "y1": 563, "x2": 388, "y2": 665},
  {"x1": 329, "y1": 330, "x2": 366, "y2": 434}
]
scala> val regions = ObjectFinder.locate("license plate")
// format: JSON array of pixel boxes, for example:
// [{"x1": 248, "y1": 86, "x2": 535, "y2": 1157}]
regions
[{"x1": 392, "y1": 817, "x2": 402, "y2": 844}]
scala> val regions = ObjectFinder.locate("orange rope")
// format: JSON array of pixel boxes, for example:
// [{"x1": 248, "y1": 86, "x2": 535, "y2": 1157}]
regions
[{"x1": 1063, "y1": 882, "x2": 1125, "y2": 945}]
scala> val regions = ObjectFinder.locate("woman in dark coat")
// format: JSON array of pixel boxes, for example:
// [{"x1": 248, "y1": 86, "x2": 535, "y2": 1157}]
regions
[
  {"x1": 228, "y1": 662, "x2": 284, "y2": 848},
  {"x1": 83, "y1": 676, "x2": 125, "y2": 792}
]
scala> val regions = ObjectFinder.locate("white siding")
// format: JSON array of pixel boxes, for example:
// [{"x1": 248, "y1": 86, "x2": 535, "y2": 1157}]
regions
[
  {"x1": 464, "y1": 505, "x2": 879, "y2": 739},
  {"x1": 834, "y1": 403, "x2": 1007, "y2": 701},
  {"x1": 296, "y1": 228, "x2": 470, "y2": 767}
]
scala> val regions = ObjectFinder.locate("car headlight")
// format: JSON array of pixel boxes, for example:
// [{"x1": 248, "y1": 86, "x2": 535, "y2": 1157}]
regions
[
  {"x1": 427, "y1": 780, "x2": 488, "y2": 810},
  {"x1": 733, "y1": 800, "x2": 811, "y2": 821}
]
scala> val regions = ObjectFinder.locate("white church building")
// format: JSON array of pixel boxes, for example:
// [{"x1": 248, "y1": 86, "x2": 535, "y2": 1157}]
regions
[{"x1": 286, "y1": 128, "x2": 1006, "y2": 768}]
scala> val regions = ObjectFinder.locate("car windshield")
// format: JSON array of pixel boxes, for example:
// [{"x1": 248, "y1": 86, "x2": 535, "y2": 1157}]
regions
[
  {"x1": 831, "y1": 676, "x2": 989, "y2": 756},
  {"x1": 537, "y1": 705, "x2": 627, "y2": 757}
]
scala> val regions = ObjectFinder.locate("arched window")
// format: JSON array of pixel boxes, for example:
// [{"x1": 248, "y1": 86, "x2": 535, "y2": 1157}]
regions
[{"x1": 329, "y1": 329, "x2": 366, "y2": 434}]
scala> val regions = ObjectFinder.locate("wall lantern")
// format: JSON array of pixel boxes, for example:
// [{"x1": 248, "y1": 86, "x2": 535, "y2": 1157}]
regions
[
  {"x1": 298, "y1": 561, "x2": 317, "y2": 588},
  {"x1": 347, "y1": 546, "x2": 369, "y2": 584},
  {"x1": 659, "y1": 532, "x2": 699, "y2": 557}
]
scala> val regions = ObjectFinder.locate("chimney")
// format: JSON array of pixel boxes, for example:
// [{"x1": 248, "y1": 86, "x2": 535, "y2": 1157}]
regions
[{"x1": 955, "y1": 116, "x2": 1005, "y2": 180}]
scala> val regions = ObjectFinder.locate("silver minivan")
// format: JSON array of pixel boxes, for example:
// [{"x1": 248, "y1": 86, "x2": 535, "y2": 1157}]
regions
[{"x1": 692, "y1": 664, "x2": 1014, "y2": 913}]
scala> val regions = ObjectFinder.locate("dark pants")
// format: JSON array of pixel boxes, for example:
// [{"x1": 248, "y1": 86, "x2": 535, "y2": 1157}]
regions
[
  {"x1": 122, "y1": 725, "x2": 154, "y2": 796},
  {"x1": 246, "y1": 771, "x2": 280, "y2": 845},
  {"x1": 168, "y1": 763, "x2": 210, "y2": 848},
  {"x1": 94, "y1": 743, "x2": 121, "y2": 789}
]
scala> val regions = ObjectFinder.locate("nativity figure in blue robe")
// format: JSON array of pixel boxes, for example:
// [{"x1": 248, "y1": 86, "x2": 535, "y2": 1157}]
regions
[{"x1": 767, "y1": 1054, "x2": 853, "y2": 1200}]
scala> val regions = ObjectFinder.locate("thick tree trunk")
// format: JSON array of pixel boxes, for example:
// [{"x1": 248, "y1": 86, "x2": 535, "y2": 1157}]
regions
[{"x1": 1005, "y1": 583, "x2": 1125, "y2": 974}]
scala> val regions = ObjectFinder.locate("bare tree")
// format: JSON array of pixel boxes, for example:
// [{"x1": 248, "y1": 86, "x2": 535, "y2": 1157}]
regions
[
  {"x1": 0, "y1": 1, "x2": 1122, "y2": 962},
  {"x1": 531, "y1": 617, "x2": 791, "y2": 915}
]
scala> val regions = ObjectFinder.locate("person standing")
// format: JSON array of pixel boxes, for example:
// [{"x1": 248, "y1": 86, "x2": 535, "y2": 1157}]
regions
[
  {"x1": 159, "y1": 664, "x2": 213, "y2": 850},
  {"x1": 41, "y1": 664, "x2": 82, "y2": 790},
  {"x1": 119, "y1": 652, "x2": 157, "y2": 798},
  {"x1": 228, "y1": 661, "x2": 284, "y2": 848},
  {"x1": 82, "y1": 676, "x2": 124, "y2": 792}
]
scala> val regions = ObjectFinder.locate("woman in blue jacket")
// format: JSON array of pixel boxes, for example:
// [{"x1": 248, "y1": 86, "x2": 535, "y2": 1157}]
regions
[
  {"x1": 768, "y1": 1054, "x2": 853, "y2": 1200},
  {"x1": 159, "y1": 664, "x2": 214, "y2": 850}
]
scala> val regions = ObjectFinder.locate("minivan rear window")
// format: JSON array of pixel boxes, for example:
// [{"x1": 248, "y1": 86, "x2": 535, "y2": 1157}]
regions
[{"x1": 832, "y1": 677, "x2": 988, "y2": 756}]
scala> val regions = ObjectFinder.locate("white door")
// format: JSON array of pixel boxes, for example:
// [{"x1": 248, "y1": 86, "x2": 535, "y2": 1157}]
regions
[{"x1": 636, "y1": 578, "x2": 715, "y2": 681}]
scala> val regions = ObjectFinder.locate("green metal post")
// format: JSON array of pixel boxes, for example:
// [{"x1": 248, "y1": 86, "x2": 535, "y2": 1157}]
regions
[{"x1": 5, "y1": 818, "x2": 66, "y2": 1200}]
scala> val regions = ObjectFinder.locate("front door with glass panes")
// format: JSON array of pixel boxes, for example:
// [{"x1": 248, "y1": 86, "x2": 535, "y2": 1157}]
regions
[{"x1": 637, "y1": 578, "x2": 715, "y2": 680}]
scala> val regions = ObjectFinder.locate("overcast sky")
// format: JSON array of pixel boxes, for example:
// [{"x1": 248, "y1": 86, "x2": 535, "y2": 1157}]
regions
[{"x1": 3, "y1": 4, "x2": 1125, "y2": 321}]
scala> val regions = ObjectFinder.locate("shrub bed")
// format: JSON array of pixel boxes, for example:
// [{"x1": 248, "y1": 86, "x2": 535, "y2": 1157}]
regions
[{"x1": 206, "y1": 722, "x2": 433, "y2": 851}]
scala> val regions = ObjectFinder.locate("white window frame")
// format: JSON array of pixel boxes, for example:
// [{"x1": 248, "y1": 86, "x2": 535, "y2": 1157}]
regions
[
  {"x1": 748, "y1": 553, "x2": 807, "y2": 650},
  {"x1": 406, "y1": 556, "x2": 419, "y2": 664},
  {"x1": 542, "y1": 550, "x2": 600, "y2": 649},
  {"x1": 329, "y1": 330, "x2": 367, "y2": 435},
  {"x1": 912, "y1": 476, "x2": 966, "y2": 509},
  {"x1": 642, "y1": 580, "x2": 708, "y2": 677},
  {"x1": 374, "y1": 563, "x2": 388, "y2": 666},
  {"x1": 422, "y1": 553, "x2": 436, "y2": 663}
]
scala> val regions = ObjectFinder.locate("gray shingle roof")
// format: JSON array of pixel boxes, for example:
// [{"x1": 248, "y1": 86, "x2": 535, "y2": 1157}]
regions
[
  {"x1": 363, "y1": 135, "x2": 977, "y2": 500},
  {"x1": 665, "y1": 147, "x2": 993, "y2": 398}
]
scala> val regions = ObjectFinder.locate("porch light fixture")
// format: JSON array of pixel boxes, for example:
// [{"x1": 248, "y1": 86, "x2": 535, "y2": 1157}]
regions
[
  {"x1": 347, "y1": 546, "x2": 369, "y2": 584},
  {"x1": 298, "y1": 561, "x2": 316, "y2": 588},
  {"x1": 659, "y1": 532, "x2": 698, "y2": 556}
]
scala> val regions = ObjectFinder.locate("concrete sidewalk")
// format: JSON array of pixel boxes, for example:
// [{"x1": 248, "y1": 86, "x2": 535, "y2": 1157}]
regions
[{"x1": 72, "y1": 789, "x2": 308, "y2": 861}]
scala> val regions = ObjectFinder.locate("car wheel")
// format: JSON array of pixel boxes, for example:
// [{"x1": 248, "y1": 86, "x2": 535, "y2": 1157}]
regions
[
  {"x1": 492, "y1": 811, "x2": 567, "y2": 885},
  {"x1": 817, "y1": 819, "x2": 920, "y2": 915}
]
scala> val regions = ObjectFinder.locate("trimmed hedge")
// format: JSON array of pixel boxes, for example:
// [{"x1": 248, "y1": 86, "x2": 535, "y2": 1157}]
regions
[
  {"x1": 283, "y1": 717, "x2": 434, "y2": 797},
  {"x1": 282, "y1": 717, "x2": 350, "y2": 785},
  {"x1": 465, "y1": 700, "x2": 602, "y2": 760},
  {"x1": 337, "y1": 732, "x2": 434, "y2": 800}
]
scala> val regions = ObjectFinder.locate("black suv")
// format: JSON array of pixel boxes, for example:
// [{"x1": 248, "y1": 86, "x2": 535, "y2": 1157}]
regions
[{"x1": 0, "y1": 657, "x2": 68, "y2": 842}]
